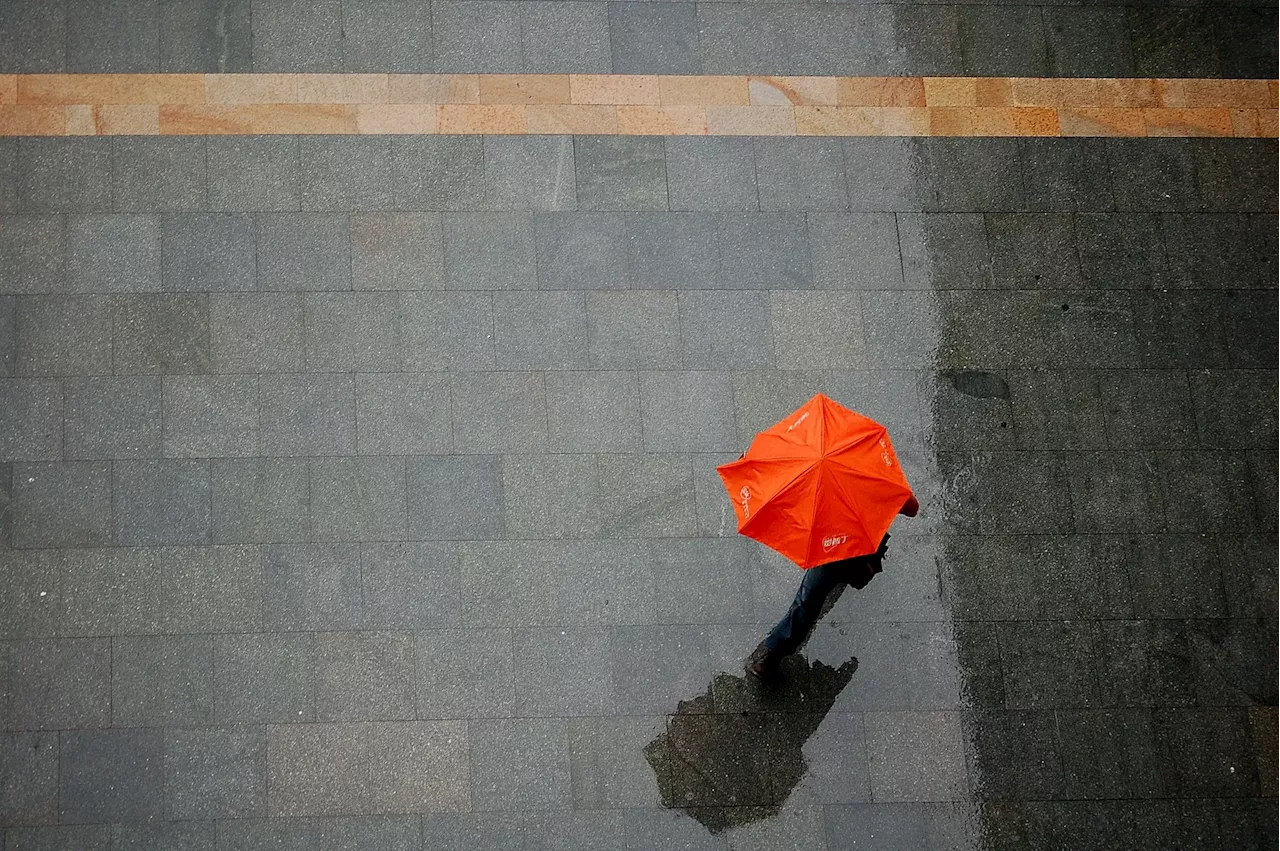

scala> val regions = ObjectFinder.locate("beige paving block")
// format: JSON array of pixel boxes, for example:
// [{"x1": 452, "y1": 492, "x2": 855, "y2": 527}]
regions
[
  {"x1": 1150, "y1": 78, "x2": 1267, "y2": 109},
  {"x1": 927, "y1": 107, "x2": 981, "y2": 135},
  {"x1": 658, "y1": 76, "x2": 749, "y2": 105},
  {"x1": 1154, "y1": 79, "x2": 1189, "y2": 108},
  {"x1": 19, "y1": 73, "x2": 206, "y2": 105},
  {"x1": 705, "y1": 105, "x2": 795, "y2": 135},
  {"x1": 0, "y1": 75, "x2": 16, "y2": 105},
  {"x1": 1143, "y1": 107, "x2": 1233, "y2": 137},
  {"x1": 0, "y1": 105, "x2": 67, "y2": 135},
  {"x1": 96, "y1": 104, "x2": 160, "y2": 135},
  {"x1": 795, "y1": 105, "x2": 929, "y2": 136},
  {"x1": 615, "y1": 105, "x2": 706, "y2": 134},
  {"x1": 64, "y1": 104, "x2": 97, "y2": 135},
  {"x1": 923, "y1": 77, "x2": 1011, "y2": 107},
  {"x1": 258, "y1": 104, "x2": 357, "y2": 133},
  {"x1": 972, "y1": 77, "x2": 1014, "y2": 106},
  {"x1": 204, "y1": 74, "x2": 298, "y2": 104},
  {"x1": 1178, "y1": 79, "x2": 1273, "y2": 108},
  {"x1": 30, "y1": 100, "x2": 158, "y2": 136},
  {"x1": 1263, "y1": 110, "x2": 1279, "y2": 137},
  {"x1": 297, "y1": 74, "x2": 390, "y2": 103},
  {"x1": 748, "y1": 76, "x2": 838, "y2": 106},
  {"x1": 388, "y1": 74, "x2": 480, "y2": 104},
  {"x1": 1011, "y1": 107, "x2": 1060, "y2": 135},
  {"x1": 1010, "y1": 77, "x2": 1100, "y2": 107},
  {"x1": 794, "y1": 105, "x2": 843, "y2": 135},
  {"x1": 527, "y1": 104, "x2": 618, "y2": 134},
  {"x1": 569, "y1": 74, "x2": 660, "y2": 105},
  {"x1": 1058, "y1": 108, "x2": 1147, "y2": 137},
  {"x1": 1229, "y1": 108, "x2": 1263, "y2": 137},
  {"x1": 159, "y1": 104, "x2": 357, "y2": 134},
  {"x1": 1270, "y1": 80, "x2": 1279, "y2": 107},
  {"x1": 1093, "y1": 78, "x2": 1160, "y2": 108},
  {"x1": 928, "y1": 107, "x2": 1058, "y2": 136},
  {"x1": 835, "y1": 77, "x2": 926, "y2": 107},
  {"x1": 355, "y1": 104, "x2": 439, "y2": 133},
  {"x1": 437, "y1": 104, "x2": 527, "y2": 133},
  {"x1": 478, "y1": 75, "x2": 570, "y2": 104}
]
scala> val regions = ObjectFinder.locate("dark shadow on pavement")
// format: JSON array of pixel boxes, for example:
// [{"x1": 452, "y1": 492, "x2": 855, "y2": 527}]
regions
[{"x1": 644, "y1": 655, "x2": 858, "y2": 835}]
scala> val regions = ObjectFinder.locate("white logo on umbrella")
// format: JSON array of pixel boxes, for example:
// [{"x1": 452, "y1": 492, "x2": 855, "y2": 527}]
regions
[
  {"x1": 739, "y1": 486, "x2": 751, "y2": 517},
  {"x1": 822, "y1": 534, "x2": 848, "y2": 552}
]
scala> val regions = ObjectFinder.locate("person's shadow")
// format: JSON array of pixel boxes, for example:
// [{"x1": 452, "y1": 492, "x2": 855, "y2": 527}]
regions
[{"x1": 643, "y1": 655, "x2": 858, "y2": 834}]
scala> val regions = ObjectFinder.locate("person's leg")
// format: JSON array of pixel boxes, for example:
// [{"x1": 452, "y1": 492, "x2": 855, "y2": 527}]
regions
[
  {"x1": 746, "y1": 539, "x2": 893, "y2": 678},
  {"x1": 760, "y1": 562, "x2": 846, "y2": 658}
]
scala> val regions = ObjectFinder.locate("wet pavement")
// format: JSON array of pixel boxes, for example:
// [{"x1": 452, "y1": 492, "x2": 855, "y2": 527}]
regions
[
  {"x1": 646, "y1": 657, "x2": 860, "y2": 835},
  {"x1": 2, "y1": 4, "x2": 1279, "y2": 851},
  {"x1": 0, "y1": 0, "x2": 1276, "y2": 79}
]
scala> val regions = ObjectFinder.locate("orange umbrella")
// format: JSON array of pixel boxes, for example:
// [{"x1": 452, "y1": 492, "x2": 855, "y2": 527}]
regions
[{"x1": 716, "y1": 393, "x2": 917, "y2": 569}]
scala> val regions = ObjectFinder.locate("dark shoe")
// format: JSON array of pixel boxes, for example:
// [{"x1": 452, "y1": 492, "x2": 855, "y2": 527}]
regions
[{"x1": 744, "y1": 642, "x2": 781, "y2": 680}]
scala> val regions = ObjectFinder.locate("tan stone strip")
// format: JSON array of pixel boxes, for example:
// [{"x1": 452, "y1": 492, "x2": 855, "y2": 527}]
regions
[
  {"x1": 204, "y1": 74, "x2": 297, "y2": 104},
  {"x1": 67, "y1": 105, "x2": 160, "y2": 135},
  {"x1": 354, "y1": 105, "x2": 440, "y2": 134},
  {"x1": 159, "y1": 104, "x2": 358, "y2": 134},
  {"x1": 527, "y1": 105, "x2": 618, "y2": 134},
  {"x1": 749, "y1": 76, "x2": 839, "y2": 106},
  {"x1": 796, "y1": 107, "x2": 930, "y2": 136},
  {"x1": 479, "y1": 75, "x2": 570, "y2": 105},
  {"x1": 616, "y1": 106, "x2": 706, "y2": 135},
  {"x1": 658, "y1": 76, "x2": 749, "y2": 106},
  {"x1": 569, "y1": 75, "x2": 659, "y2": 105},
  {"x1": 18, "y1": 74, "x2": 205, "y2": 104},
  {"x1": 706, "y1": 105, "x2": 796, "y2": 135},
  {"x1": 836, "y1": 78, "x2": 925, "y2": 107},
  {"x1": 388, "y1": 75, "x2": 480, "y2": 104},
  {"x1": 0, "y1": 74, "x2": 1276, "y2": 137},
  {"x1": 297, "y1": 74, "x2": 391, "y2": 104}
]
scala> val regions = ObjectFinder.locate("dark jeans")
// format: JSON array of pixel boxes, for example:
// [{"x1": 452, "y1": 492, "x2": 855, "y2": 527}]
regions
[{"x1": 762, "y1": 537, "x2": 888, "y2": 657}]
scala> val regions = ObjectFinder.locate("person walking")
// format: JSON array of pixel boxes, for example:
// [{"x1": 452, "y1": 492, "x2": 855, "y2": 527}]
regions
[
  {"x1": 745, "y1": 496, "x2": 917, "y2": 679},
  {"x1": 714, "y1": 394, "x2": 920, "y2": 681}
]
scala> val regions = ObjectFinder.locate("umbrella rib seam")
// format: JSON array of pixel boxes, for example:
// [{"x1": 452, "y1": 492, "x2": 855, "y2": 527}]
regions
[
  {"x1": 739, "y1": 463, "x2": 821, "y2": 537},
  {"x1": 801, "y1": 461, "x2": 824, "y2": 568}
]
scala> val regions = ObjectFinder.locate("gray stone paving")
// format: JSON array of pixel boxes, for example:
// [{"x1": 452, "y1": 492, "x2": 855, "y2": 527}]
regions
[
  {"x1": 0, "y1": 0, "x2": 1276, "y2": 79},
  {"x1": 1, "y1": 84, "x2": 1278, "y2": 851}
]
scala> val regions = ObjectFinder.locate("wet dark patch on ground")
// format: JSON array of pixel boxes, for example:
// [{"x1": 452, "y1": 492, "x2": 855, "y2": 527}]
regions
[{"x1": 645, "y1": 658, "x2": 857, "y2": 834}]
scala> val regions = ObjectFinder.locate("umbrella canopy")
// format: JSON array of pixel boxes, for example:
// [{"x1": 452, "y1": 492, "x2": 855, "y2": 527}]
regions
[{"x1": 716, "y1": 393, "x2": 916, "y2": 568}]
